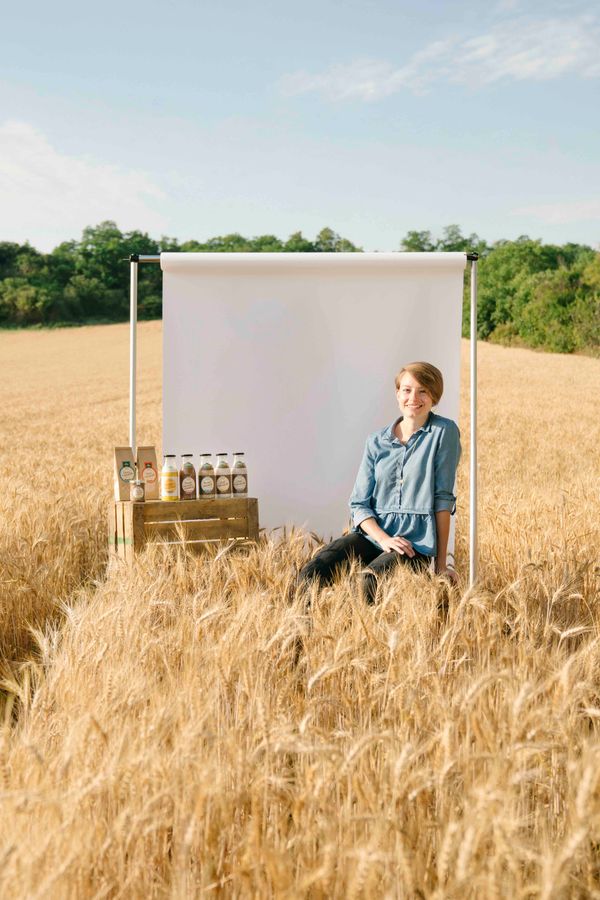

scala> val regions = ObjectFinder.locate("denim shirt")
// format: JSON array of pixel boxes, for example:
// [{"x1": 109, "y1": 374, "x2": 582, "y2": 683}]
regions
[{"x1": 349, "y1": 411, "x2": 461, "y2": 557}]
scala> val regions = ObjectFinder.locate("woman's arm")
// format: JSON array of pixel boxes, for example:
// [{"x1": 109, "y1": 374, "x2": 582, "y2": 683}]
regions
[
  {"x1": 434, "y1": 510, "x2": 452, "y2": 575},
  {"x1": 433, "y1": 423, "x2": 461, "y2": 581},
  {"x1": 359, "y1": 517, "x2": 416, "y2": 557}
]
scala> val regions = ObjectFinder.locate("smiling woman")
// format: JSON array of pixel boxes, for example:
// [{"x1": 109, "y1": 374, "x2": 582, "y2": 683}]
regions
[{"x1": 297, "y1": 361, "x2": 461, "y2": 604}]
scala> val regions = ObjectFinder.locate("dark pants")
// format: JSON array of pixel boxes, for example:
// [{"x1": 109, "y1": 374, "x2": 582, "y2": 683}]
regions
[{"x1": 298, "y1": 532, "x2": 431, "y2": 605}]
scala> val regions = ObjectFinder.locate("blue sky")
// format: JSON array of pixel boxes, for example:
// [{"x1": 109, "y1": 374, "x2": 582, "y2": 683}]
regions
[{"x1": 1, "y1": 0, "x2": 599, "y2": 251}]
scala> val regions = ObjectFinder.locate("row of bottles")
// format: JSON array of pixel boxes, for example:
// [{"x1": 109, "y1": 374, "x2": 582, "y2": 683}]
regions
[{"x1": 160, "y1": 452, "x2": 248, "y2": 501}]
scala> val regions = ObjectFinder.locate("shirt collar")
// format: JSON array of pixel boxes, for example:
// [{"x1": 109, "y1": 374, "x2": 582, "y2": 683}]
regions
[{"x1": 385, "y1": 410, "x2": 434, "y2": 443}]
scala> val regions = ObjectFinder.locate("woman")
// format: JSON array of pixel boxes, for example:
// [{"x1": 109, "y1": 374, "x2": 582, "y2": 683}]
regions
[{"x1": 298, "y1": 361, "x2": 461, "y2": 604}]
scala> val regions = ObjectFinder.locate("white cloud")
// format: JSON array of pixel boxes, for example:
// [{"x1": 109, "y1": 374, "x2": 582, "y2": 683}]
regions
[
  {"x1": 512, "y1": 199, "x2": 600, "y2": 224},
  {"x1": 280, "y1": 14, "x2": 600, "y2": 101},
  {"x1": 0, "y1": 121, "x2": 167, "y2": 250}
]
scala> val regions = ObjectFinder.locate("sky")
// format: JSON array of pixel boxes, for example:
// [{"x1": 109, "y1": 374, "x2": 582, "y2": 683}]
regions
[{"x1": 1, "y1": 0, "x2": 599, "y2": 252}]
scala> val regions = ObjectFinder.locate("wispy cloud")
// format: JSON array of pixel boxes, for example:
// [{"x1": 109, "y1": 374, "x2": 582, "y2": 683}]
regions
[
  {"x1": 0, "y1": 121, "x2": 167, "y2": 249},
  {"x1": 512, "y1": 199, "x2": 600, "y2": 224},
  {"x1": 280, "y1": 14, "x2": 600, "y2": 101}
]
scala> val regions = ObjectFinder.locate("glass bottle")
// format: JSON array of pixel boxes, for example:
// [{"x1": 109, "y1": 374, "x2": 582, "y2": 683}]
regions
[
  {"x1": 161, "y1": 454, "x2": 179, "y2": 501},
  {"x1": 231, "y1": 452, "x2": 248, "y2": 498},
  {"x1": 198, "y1": 453, "x2": 215, "y2": 499},
  {"x1": 215, "y1": 452, "x2": 231, "y2": 498},
  {"x1": 179, "y1": 454, "x2": 197, "y2": 500}
]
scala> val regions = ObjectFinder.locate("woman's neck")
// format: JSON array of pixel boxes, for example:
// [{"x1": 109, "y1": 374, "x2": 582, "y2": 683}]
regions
[{"x1": 397, "y1": 411, "x2": 431, "y2": 440}]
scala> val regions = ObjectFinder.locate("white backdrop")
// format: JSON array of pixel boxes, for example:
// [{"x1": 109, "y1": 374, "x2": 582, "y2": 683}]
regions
[{"x1": 162, "y1": 252, "x2": 466, "y2": 552}]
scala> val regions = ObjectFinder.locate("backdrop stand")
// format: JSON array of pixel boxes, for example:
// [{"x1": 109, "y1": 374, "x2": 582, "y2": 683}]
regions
[
  {"x1": 467, "y1": 253, "x2": 479, "y2": 587},
  {"x1": 128, "y1": 251, "x2": 478, "y2": 586},
  {"x1": 128, "y1": 253, "x2": 160, "y2": 458}
]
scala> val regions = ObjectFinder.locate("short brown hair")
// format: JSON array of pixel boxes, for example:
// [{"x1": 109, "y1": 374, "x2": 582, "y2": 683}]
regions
[{"x1": 394, "y1": 362, "x2": 444, "y2": 405}]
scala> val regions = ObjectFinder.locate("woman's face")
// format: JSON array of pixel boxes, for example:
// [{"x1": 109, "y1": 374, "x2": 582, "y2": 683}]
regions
[{"x1": 396, "y1": 373, "x2": 434, "y2": 422}]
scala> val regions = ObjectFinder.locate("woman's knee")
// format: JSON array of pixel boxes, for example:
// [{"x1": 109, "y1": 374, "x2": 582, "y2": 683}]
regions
[{"x1": 298, "y1": 532, "x2": 370, "y2": 587}]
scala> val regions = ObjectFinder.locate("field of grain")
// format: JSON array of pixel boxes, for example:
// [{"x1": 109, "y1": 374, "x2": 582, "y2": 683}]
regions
[{"x1": 0, "y1": 322, "x2": 599, "y2": 898}]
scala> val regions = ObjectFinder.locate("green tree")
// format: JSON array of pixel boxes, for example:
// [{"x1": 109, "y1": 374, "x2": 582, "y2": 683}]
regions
[
  {"x1": 315, "y1": 227, "x2": 360, "y2": 252},
  {"x1": 0, "y1": 242, "x2": 28, "y2": 280},
  {"x1": 249, "y1": 234, "x2": 284, "y2": 252},
  {"x1": 400, "y1": 230, "x2": 435, "y2": 252},
  {"x1": 74, "y1": 221, "x2": 162, "y2": 320},
  {"x1": 571, "y1": 253, "x2": 600, "y2": 354},
  {"x1": 511, "y1": 269, "x2": 578, "y2": 352},
  {"x1": 0, "y1": 278, "x2": 52, "y2": 325},
  {"x1": 475, "y1": 238, "x2": 585, "y2": 340},
  {"x1": 283, "y1": 231, "x2": 316, "y2": 252}
]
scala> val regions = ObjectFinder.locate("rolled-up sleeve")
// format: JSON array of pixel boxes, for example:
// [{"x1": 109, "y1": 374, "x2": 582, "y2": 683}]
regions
[
  {"x1": 349, "y1": 436, "x2": 377, "y2": 528},
  {"x1": 434, "y1": 423, "x2": 461, "y2": 514}
]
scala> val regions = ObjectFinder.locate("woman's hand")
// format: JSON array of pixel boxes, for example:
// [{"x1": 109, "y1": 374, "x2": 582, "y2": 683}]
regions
[
  {"x1": 358, "y1": 518, "x2": 415, "y2": 557},
  {"x1": 435, "y1": 564, "x2": 457, "y2": 584},
  {"x1": 377, "y1": 534, "x2": 416, "y2": 557}
]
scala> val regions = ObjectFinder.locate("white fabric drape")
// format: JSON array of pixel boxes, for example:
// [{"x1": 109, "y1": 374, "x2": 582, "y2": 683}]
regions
[{"x1": 161, "y1": 252, "x2": 466, "y2": 547}]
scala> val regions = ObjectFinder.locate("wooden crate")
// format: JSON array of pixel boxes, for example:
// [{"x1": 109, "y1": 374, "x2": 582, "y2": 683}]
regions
[{"x1": 108, "y1": 497, "x2": 259, "y2": 562}]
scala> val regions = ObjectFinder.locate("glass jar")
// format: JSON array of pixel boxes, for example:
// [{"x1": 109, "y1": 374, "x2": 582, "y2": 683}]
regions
[{"x1": 131, "y1": 480, "x2": 145, "y2": 502}]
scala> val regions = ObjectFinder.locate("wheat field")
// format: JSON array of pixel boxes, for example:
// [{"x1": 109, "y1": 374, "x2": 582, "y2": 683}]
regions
[{"x1": 0, "y1": 321, "x2": 599, "y2": 899}]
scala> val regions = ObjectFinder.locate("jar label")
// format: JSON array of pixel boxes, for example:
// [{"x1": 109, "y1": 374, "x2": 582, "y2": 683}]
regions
[
  {"x1": 200, "y1": 476, "x2": 215, "y2": 493},
  {"x1": 233, "y1": 475, "x2": 247, "y2": 492},
  {"x1": 120, "y1": 464, "x2": 135, "y2": 482},
  {"x1": 181, "y1": 476, "x2": 195, "y2": 493},
  {"x1": 131, "y1": 485, "x2": 145, "y2": 501},
  {"x1": 216, "y1": 475, "x2": 230, "y2": 493}
]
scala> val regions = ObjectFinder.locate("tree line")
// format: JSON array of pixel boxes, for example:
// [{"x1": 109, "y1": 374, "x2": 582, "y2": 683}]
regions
[{"x1": 0, "y1": 221, "x2": 598, "y2": 355}]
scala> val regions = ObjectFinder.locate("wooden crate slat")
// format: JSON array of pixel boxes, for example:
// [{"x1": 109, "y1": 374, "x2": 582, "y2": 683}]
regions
[
  {"x1": 146, "y1": 518, "x2": 249, "y2": 542},
  {"x1": 142, "y1": 497, "x2": 253, "y2": 523},
  {"x1": 247, "y1": 498, "x2": 259, "y2": 541},
  {"x1": 124, "y1": 502, "x2": 134, "y2": 564},
  {"x1": 116, "y1": 501, "x2": 129, "y2": 562},
  {"x1": 108, "y1": 504, "x2": 117, "y2": 557},
  {"x1": 131, "y1": 503, "x2": 146, "y2": 555}
]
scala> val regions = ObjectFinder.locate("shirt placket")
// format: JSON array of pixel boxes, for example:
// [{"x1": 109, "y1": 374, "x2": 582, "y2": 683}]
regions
[{"x1": 397, "y1": 444, "x2": 406, "y2": 504}]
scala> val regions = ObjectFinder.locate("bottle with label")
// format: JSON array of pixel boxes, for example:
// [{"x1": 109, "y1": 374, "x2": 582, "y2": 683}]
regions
[
  {"x1": 198, "y1": 454, "x2": 216, "y2": 499},
  {"x1": 119, "y1": 459, "x2": 135, "y2": 485},
  {"x1": 215, "y1": 453, "x2": 232, "y2": 498},
  {"x1": 179, "y1": 454, "x2": 197, "y2": 500},
  {"x1": 231, "y1": 452, "x2": 248, "y2": 498},
  {"x1": 161, "y1": 454, "x2": 179, "y2": 501}
]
